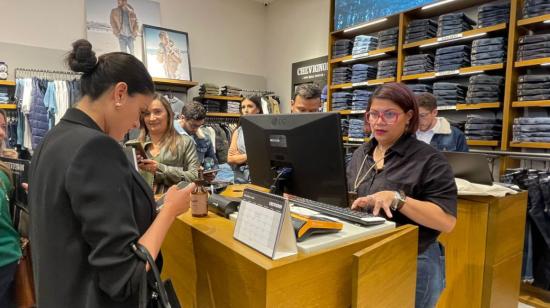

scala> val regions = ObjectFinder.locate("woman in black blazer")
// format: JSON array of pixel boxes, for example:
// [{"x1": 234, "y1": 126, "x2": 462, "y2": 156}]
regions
[{"x1": 28, "y1": 39, "x2": 194, "y2": 307}]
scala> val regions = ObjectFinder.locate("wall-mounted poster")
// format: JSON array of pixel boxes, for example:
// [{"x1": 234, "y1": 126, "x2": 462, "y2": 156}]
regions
[
  {"x1": 86, "y1": 0, "x2": 161, "y2": 60},
  {"x1": 142, "y1": 25, "x2": 192, "y2": 81}
]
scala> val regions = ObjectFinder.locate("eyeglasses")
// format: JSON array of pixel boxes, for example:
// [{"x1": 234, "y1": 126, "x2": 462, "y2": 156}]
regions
[
  {"x1": 419, "y1": 112, "x2": 431, "y2": 119},
  {"x1": 366, "y1": 110, "x2": 403, "y2": 125}
]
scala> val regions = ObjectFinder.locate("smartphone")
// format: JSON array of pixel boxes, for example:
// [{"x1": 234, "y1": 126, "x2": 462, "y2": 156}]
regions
[{"x1": 125, "y1": 141, "x2": 149, "y2": 159}]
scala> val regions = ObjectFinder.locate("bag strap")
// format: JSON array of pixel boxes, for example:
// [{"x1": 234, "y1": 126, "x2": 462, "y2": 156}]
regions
[{"x1": 131, "y1": 243, "x2": 172, "y2": 308}]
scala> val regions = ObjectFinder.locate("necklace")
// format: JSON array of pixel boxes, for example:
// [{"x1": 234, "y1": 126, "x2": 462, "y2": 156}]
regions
[{"x1": 353, "y1": 149, "x2": 388, "y2": 193}]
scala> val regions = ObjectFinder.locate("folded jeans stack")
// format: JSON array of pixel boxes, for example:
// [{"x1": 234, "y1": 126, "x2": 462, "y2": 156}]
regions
[
  {"x1": 466, "y1": 74, "x2": 504, "y2": 104},
  {"x1": 471, "y1": 37, "x2": 507, "y2": 66},
  {"x1": 405, "y1": 19, "x2": 437, "y2": 44},
  {"x1": 523, "y1": 0, "x2": 550, "y2": 18},
  {"x1": 513, "y1": 117, "x2": 550, "y2": 142},
  {"x1": 227, "y1": 101, "x2": 241, "y2": 114},
  {"x1": 465, "y1": 115, "x2": 502, "y2": 140},
  {"x1": 352, "y1": 89, "x2": 371, "y2": 110},
  {"x1": 202, "y1": 99, "x2": 224, "y2": 112},
  {"x1": 220, "y1": 85, "x2": 242, "y2": 97},
  {"x1": 378, "y1": 27, "x2": 399, "y2": 49},
  {"x1": 517, "y1": 74, "x2": 550, "y2": 101},
  {"x1": 332, "y1": 91, "x2": 352, "y2": 111},
  {"x1": 403, "y1": 54, "x2": 434, "y2": 75},
  {"x1": 341, "y1": 119, "x2": 349, "y2": 136},
  {"x1": 333, "y1": 39, "x2": 353, "y2": 58},
  {"x1": 352, "y1": 35, "x2": 378, "y2": 55},
  {"x1": 351, "y1": 64, "x2": 377, "y2": 83},
  {"x1": 517, "y1": 34, "x2": 550, "y2": 61},
  {"x1": 435, "y1": 45, "x2": 471, "y2": 72},
  {"x1": 433, "y1": 82, "x2": 466, "y2": 106},
  {"x1": 332, "y1": 66, "x2": 352, "y2": 85},
  {"x1": 377, "y1": 59, "x2": 397, "y2": 79},
  {"x1": 348, "y1": 118, "x2": 366, "y2": 139},
  {"x1": 0, "y1": 87, "x2": 9, "y2": 103},
  {"x1": 199, "y1": 83, "x2": 220, "y2": 96},
  {"x1": 408, "y1": 84, "x2": 433, "y2": 94},
  {"x1": 437, "y1": 12, "x2": 475, "y2": 37},
  {"x1": 477, "y1": 3, "x2": 510, "y2": 28}
]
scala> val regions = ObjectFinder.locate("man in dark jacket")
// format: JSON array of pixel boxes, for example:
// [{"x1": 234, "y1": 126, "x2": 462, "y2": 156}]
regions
[{"x1": 415, "y1": 93, "x2": 468, "y2": 152}]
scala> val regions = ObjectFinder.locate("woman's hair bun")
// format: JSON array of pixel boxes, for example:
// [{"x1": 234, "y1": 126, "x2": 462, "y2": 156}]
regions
[{"x1": 66, "y1": 39, "x2": 97, "y2": 74}]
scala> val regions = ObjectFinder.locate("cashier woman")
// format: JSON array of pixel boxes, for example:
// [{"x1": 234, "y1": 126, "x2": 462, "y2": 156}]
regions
[{"x1": 346, "y1": 83, "x2": 457, "y2": 308}]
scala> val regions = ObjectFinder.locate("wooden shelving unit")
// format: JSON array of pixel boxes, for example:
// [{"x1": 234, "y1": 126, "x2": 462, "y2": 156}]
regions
[
  {"x1": 512, "y1": 100, "x2": 550, "y2": 107},
  {"x1": 343, "y1": 136, "x2": 369, "y2": 143},
  {"x1": 514, "y1": 57, "x2": 550, "y2": 68},
  {"x1": 206, "y1": 112, "x2": 240, "y2": 118},
  {"x1": 152, "y1": 78, "x2": 198, "y2": 88},
  {"x1": 330, "y1": 46, "x2": 396, "y2": 64},
  {"x1": 456, "y1": 102, "x2": 501, "y2": 110},
  {"x1": 0, "y1": 80, "x2": 16, "y2": 87},
  {"x1": 517, "y1": 13, "x2": 550, "y2": 27},
  {"x1": 339, "y1": 110, "x2": 366, "y2": 115},
  {"x1": 510, "y1": 142, "x2": 550, "y2": 149},
  {"x1": 467, "y1": 140, "x2": 500, "y2": 147},
  {"x1": 0, "y1": 104, "x2": 17, "y2": 110},
  {"x1": 400, "y1": 64, "x2": 504, "y2": 82},
  {"x1": 202, "y1": 95, "x2": 243, "y2": 101}
]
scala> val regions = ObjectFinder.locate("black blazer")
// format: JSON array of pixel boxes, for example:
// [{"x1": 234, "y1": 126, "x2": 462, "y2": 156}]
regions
[{"x1": 29, "y1": 108, "x2": 156, "y2": 307}]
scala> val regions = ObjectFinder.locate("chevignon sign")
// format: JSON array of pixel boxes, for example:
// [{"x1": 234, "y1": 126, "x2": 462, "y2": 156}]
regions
[{"x1": 296, "y1": 63, "x2": 328, "y2": 76}]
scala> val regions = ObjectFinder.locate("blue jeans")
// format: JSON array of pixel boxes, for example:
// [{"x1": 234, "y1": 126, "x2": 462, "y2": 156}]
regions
[
  {"x1": 416, "y1": 241, "x2": 446, "y2": 308},
  {"x1": 118, "y1": 35, "x2": 135, "y2": 55},
  {"x1": 0, "y1": 261, "x2": 17, "y2": 308}
]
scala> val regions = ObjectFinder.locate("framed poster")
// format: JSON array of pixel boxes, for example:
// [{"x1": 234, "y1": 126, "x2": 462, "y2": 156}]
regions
[{"x1": 142, "y1": 24, "x2": 192, "y2": 81}]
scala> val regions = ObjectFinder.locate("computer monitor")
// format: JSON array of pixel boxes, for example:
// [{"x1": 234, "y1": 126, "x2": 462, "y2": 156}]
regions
[
  {"x1": 240, "y1": 112, "x2": 349, "y2": 207},
  {"x1": 442, "y1": 151, "x2": 494, "y2": 185}
]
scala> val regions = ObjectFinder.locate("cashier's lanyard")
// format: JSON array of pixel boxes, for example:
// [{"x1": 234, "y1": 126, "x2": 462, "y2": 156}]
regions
[{"x1": 348, "y1": 150, "x2": 387, "y2": 207}]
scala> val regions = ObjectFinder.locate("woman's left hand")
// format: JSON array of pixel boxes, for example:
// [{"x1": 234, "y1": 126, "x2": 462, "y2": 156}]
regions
[
  {"x1": 351, "y1": 191, "x2": 395, "y2": 218},
  {"x1": 138, "y1": 159, "x2": 158, "y2": 173}
]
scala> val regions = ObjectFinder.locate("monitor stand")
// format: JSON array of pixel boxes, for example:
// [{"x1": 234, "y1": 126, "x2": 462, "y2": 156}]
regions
[{"x1": 269, "y1": 166, "x2": 293, "y2": 196}]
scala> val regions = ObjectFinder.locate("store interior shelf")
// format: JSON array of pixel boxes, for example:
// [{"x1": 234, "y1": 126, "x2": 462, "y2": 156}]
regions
[
  {"x1": 467, "y1": 140, "x2": 499, "y2": 147},
  {"x1": 512, "y1": 100, "x2": 550, "y2": 108},
  {"x1": 514, "y1": 57, "x2": 550, "y2": 68},
  {"x1": 330, "y1": 46, "x2": 396, "y2": 64},
  {"x1": 510, "y1": 142, "x2": 550, "y2": 149},
  {"x1": 202, "y1": 95, "x2": 243, "y2": 101},
  {"x1": 339, "y1": 110, "x2": 366, "y2": 115},
  {"x1": 517, "y1": 14, "x2": 550, "y2": 27},
  {"x1": 0, "y1": 80, "x2": 16, "y2": 86},
  {"x1": 437, "y1": 106, "x2": 456, "y2": 111},
  {"x1": 331, "y1": 14, "x2": 400, "y2": 36},
  {"x1": 402, "y1": 23, "x2": 507, "y2": 50},
  {"x1": 152, "y1": 78, "x2": 198, "y2": 88},
  {"x1": 456, "y1": 102, "x2": 501, "y2": 110},
  {"x1": 206, "y1": 112, "x2": 240, "y2": 118},
  {"x1": 401, "y1": 64, "x2": 503, "y2": 81},
  {"x1": 343, "y1": 136, "x2": 369, "y2": 143},
  {"x1": 401, "y1": 72, "x2": 436, "y2": 81},
  {"x1": 460, "y1": 63, "x2": 504, "y2": 74},
  {"x1": 330, "y1": 77, "x2": 396, "y2": 90},
  {"x1": 330, "y1": 83, "x2": 353, "y2": 90},
  {"x1": 0, "y1": 104, "x2": 17, "y2": 110}
]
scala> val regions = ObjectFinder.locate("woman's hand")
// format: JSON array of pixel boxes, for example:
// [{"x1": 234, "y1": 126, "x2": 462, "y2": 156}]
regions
[
  {"x1": 138, "y1": 159, "x2": 158, "y2": 173},
  {"x1": 351, "y1": 191, "x2": 396, "y2": 218},
  {"x1": 163, "y1": 183, "x2": 195, "y2": 217}
]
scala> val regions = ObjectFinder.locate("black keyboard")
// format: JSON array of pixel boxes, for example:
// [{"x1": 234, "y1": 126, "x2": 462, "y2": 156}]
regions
[{"x1": 286, "y1": 195, "x2": 386, "y2": 227}]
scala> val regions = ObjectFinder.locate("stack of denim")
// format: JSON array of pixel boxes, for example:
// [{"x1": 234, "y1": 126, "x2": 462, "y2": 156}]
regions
[
  {"x1": 465, "y1": 115, "x2": 502, "y2": 140},
  {"x1": 408, "y1": 84, "x2": 433, "y2": 94},
  {"x1": 352, "y1": 35, "x2": 378, "y2": 55},
  {"x1": 199, "y1": 83, "x2": 220, "y2": 96},
  {"x1": 471, "y1": 37, "x2": 507, "y2": 66},
  {"x1": 331, "y1": 91, "x2": 352, "y2": 111},
  {"x1": 433, "y1": 82, "x2": 466, "y2": 106},
  {"x1": 513, "y1": 117, "x2": 550, "y2": 142},
  {"x1": 0, "y1": 87, "x2": 9, "y2": 103},
  {"x1": 518, "y1": 75, "x2": 550, "y2": 101},
  {"x1": 405, "y1": 19, "x2": 437, "y2": 44},
  {"x1": 377, "y1": 59, "x2": 397, "y2": 79},
  {"x1": 333, "y1": 39, "x2": 353, "y2": 58},
  {"x1": 341, "y1": 119, "x2": 349, "y2": 136},
  {"x1": 348, "y1": 118, "x2": 366, "y2": 139},
  {"x1": 437, "y1": 12, "x2": 475, "y2": 37},
  {"x1": 523, "y1": 0, "x2": 550, "y2": 18},
  {"x1": 466, "y1": 74, "x2": 504, "y2": 104},
  {"x1": 332, "y1": 66, "x2": 352, "y2": 85},
  {"x1": 352, "y1": 89, "x2": 371, "y2": 111},
  {"x1": 403, "y1": 54, "x2": 434, "y2": 75},
  {"x1": 351, "y1": 64, "x2": 377, "y2": 83},
  {"x1": 202, "y1": 100, "x2": 223, "y2": 112},
  {"x1": 435, "y1": 45, "x2": 471, "y2": 71},
  {"x1": 517, "y1": 34, "x2": 550, "y2": 61},
  {"x1": 378, "y1": 27, "x2": 398, "y2": 49},
  {"x1": 477, "y1": 3, "x2": 510, "y2": 28}
]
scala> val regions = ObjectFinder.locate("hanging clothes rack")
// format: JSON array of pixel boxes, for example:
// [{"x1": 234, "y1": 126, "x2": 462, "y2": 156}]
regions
[
  {"x1": 205, "y1": 116, "x2": 240, "y2": 124},
  {"x1": 15, "y1": 67, "x2": 81, "y2": 81}
]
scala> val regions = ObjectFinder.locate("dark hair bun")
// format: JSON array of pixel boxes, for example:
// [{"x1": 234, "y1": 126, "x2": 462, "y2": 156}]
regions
[{"x1": 67, "y1": 39, "x2": 97, "y2": 74}]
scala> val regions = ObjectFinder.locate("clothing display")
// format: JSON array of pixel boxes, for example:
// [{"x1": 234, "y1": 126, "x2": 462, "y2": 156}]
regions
[
  {"x1": 466, "y1": 74, "x2": 504, "y2": 104},
  {"x1": 220, "y1": 85, "x2": 242, "y2": 97},
  {"x1": 331, "y1": 91, "x2": 352, "y2": 111},
  {"x1": 403, "y1": 54, "x2": 434, "y2": 75},
  {"x1": 341, "y1": 118, "x2": 349, "y2": 136},
  {"x1": 518, "y1": 74, "x2": 550, "y2": 101},
  {"x1": 351, "y1": 89, "x2": 371, "y2": 110},
  {"x1": 260, "y1": 95, "x2": 281, "y2": 114},
  {"x1": 465, "y1": 115, "x2": 502, "y2": 140},
  {"x1": 471, "y1": 37, "x2": 507, "y2": 66},
  {"x1": 518, "y1": 34, "x2": 550, "y2": 61},
  {"x1": 433, "y1": 82, "x2": 466, "y2": 106},
  {"x1": 0, "y1": 87, "x2": 9, "y2": 103},
  {"x1": 377, "y1": 59, "x2": 397, "y2": 79},
  {"x1": 408, "y1": 84, "x2": 433, "y2": 94},
  {"x1": 199, "y1": 83, "x2": 220, "y2": 96},
  {"x1": 227, "y1": 101, "x2": 240, "y2": 114},
  {"x1": 477, "y1": 3, "x2": 510, "y2": 28},
  {"x1": 202, "y1": 99, "x2": 224, "y2": 112},
  {"x1": 378, "y1": 27, "x2": 398, "y2": 49},
  {"x1": 332, "y1": 66, "x2": 352, "y2": 85},
  {"x1": 352, "y1": 35, "x2": 378, "y2": 55},
  {"x1": 348, "y1": 118, "x2": 366, "y2": 139},
  {"x1": 437, "y1": 13, "x2": 475, "y2": 37},
  {"x1": 435, "y1": 45, "x2": 471, "y2": 72},
  {"x1": 405, "y1": 19, "x2": 437, "y2": 44},
  {"x1": 332, "y1": 39, "x2": 353, "y2": 58},
  {"x1": 513, "y1": 117, "x2": 550, "y2": 142},
  {"x1": 351, "y1": 64, "x2": 377, "y2": 83},
  {"x1": 523, "y1": 0, "x2": 550, "y2": 18}
]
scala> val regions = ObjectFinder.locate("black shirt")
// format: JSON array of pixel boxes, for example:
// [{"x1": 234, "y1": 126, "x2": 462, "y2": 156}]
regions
[{"x1": 346, "y1": 133, "x2": 457, "y2": 253}]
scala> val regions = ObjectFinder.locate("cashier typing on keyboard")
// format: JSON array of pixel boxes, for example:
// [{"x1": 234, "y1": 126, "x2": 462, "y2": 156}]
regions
[{"x1": 346, "y1": 83, "x2": 457, "y2": 308}]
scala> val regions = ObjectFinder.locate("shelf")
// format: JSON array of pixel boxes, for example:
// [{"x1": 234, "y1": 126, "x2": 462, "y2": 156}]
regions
[
  {"x1": 519, "y1": 283, "x2": 550, "y2": 308},
  {"x1": 437, "y1": 106, "x2": 456, "y2": 111},
  {"x1": 206, "y1": 112, "x2": 240, "y2": 118},
  {"x1": 512, "y1": 100, "x2": 550, "y2": 107},
  {"x1": 0, "y1": 80, "x2": 15, "y2": 87},
  {"x1": 456, "y1": 102, "x2": 501, "y2": 110},
  {"x1": 330, "y1": 46, "x2": 396, "y2": 64},
  {"x1": 152, "y1": 78, "x2": 198, "y2": 88},
  {"x1": 510, "y1": 142, "x2": 550, "y2": 149},
  {"x1": 518, "y1": 13, "x2": 550, "y2": 27},
  {"x1": 402, "y1": 23, "x2": 507, "y2": 50},
  {"x1": 460, "y1": 63, "x2": 505, "y2": 74},
  {"x1": 202, "y1": 95, "x2": 243, "y2": 101},
  {"x1": 401, "y1": 72, "x2": 436, "y2": 81},
  {"x1": 330, "y1": 83, "x2": 353, "y2": 90},
  {"x1": 330, "y1": 77, "x2": 395, "y2": 90},
  {"x1": 331, "y1": 14, "x2": 401, "y2": 36},
  {"x1": 339, "y1": 110, "x2": 366, "y2": 115},
  {"x1": 467, "y1": 140, "x2": 499, "y2": 147},
  {"x1": 514, "y1": 57, "x2": 550, "y2": 68},
  {"x1": 343, "y1": 136, "x2": 369, "y2": 143},
  {"x1": 400, "y1": 64, "x2": 503, "y2": 81},
  {"x1": 0, "y1": 104, "x2": 17, "y2": 110}
]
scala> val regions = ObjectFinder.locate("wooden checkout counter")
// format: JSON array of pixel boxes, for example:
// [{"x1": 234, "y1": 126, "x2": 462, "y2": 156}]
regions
[{"x1": 161, "y1": 185, "x2": 527, "y2": 308}]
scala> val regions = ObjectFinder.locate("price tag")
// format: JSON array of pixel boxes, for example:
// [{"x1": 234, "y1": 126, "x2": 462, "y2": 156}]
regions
[
  {"x1": 350, "y1": 110, "x2": 366, "y2": 114},
  {"x1": 352, "y1": 81, "x2": 369, "y2": 87},
  {"x1": 435, "y1": 70, "x2": 459, "y2": 77},
  {"x1": 437, "y1": 33, "x2": 463, "y2": 42},
  {"x1": 348, "y1": 138, "x2": 365, "y2": 142},
  {"x1": 437, "y1": 106, "x2": 457, "y2": 111},
  {"x1": 351, "y1": 52, "x2": 369, "y2": 59}
]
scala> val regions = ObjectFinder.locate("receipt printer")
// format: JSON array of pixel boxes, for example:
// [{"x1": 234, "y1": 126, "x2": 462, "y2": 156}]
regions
[{"x1": 207, "y1": 194, "x2": 240, "y2": 218}]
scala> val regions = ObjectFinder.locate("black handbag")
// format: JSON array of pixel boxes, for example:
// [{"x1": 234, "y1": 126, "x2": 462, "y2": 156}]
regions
[{"x1": 132, "y1": 243, "x2": 181, "y2": 308}]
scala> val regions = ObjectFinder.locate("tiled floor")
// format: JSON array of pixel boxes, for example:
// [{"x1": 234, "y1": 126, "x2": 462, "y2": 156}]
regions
[{"x1": 519, "y1": 302, "x2": 535, "y2": 308}]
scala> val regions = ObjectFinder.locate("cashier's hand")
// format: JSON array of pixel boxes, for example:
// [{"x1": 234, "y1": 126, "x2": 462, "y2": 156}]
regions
[
  {"x1": 351, "y1": 191, "x2": 395, "y2": 218},
  {"x1": 163, "y1": 183, "x2": 195, "y2": 217},
  {"x1": 138, "y1": 159, "x2": 158, "y2": 173}
]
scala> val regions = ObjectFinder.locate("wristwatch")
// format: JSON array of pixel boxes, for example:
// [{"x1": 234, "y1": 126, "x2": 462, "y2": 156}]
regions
[{"x1": 390, "y1": 190, "x2": 406, "y2": 211}]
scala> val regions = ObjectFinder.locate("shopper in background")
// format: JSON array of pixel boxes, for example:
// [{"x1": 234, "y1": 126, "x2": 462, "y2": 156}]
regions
[
  {"x1": 28, "y1": 39, "x2": 195, "y2": 307},
  {"x1": 415, "y1": 93, "x2": 469, "y2": 152},
  {"x1": 178, "y1": 101, "x2": 217, "y2": 169},
  {"x1": 135, "y1": 93, "x2": 199, "y2": 193},
  {"x1": 347, "y1": 83, "x2": 457, "y2": 308},
  {"x1": 228, "y1": 95, "x2": 262, "y2": 183},
  {"x1": 290, "y1": 83, "x2": 322, "y2": 113}
]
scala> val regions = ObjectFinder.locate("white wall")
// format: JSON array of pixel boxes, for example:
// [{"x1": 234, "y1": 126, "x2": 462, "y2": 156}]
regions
[{"x1": 265, "y1": 0, "x2": 330, "y2": 112}]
